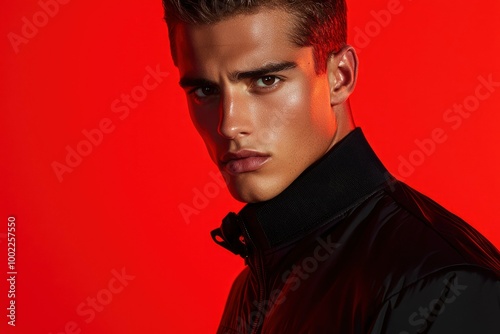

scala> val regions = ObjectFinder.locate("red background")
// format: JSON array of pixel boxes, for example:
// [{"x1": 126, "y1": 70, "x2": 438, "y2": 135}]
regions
[{"x1": 1, "y1": 1, "x2": 499, "y2": 333}]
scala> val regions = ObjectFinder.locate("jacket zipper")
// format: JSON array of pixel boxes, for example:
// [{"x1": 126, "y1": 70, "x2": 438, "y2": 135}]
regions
[
  {"x1": 241, "y1": 222, "x2": 266, "y2": 334},
  {"x1": 251, "y1": 253, "x2": 266, "y2": 334}
]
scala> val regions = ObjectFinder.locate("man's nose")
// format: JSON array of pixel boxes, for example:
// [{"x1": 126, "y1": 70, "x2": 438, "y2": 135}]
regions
[{"x1": 217, "y1": 90, "x2": 252, "y2": 139}]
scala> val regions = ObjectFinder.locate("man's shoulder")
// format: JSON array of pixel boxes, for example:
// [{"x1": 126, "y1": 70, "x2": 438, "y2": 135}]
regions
[
  {"x1": 378, "y1": 179, "x2": 499, "y2": 265},
  {"x1": 351, "y1": 179, "x2": 500, "y2": 297}
]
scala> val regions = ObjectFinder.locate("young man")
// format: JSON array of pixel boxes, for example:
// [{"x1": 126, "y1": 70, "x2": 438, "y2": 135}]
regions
[{"x1": 163, "y1": 1, "x2": 500, "y2": 333}]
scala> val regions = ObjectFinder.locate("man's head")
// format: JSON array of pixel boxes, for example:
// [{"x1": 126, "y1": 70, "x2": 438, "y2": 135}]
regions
[{"x1": 163, "y1": 0, "x2": 358, "y2": 203}]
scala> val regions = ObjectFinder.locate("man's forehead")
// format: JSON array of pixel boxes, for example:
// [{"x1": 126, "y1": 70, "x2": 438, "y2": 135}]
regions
[{"x1": 173, "y1": 9, "x2": 303, "y2": 76}]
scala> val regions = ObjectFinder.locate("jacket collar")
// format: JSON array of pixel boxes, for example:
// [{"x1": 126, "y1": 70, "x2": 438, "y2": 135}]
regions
[{"x1": 211, "y1": 128, "x2": 392, "y2": 257}]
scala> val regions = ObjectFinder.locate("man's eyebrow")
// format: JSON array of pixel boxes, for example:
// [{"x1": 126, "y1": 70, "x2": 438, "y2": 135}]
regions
[
  {"x1": 230, "y1": 61, "x2": 297, "y2": 81},
  {"x1": 178, "y1": 61, "x2": 298, "y2": 88}
]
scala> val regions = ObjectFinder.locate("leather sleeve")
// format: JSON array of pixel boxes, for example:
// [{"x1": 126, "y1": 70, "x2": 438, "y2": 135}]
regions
[{"x1": 369, "y1": 268, "x2": 500, "y2": 334}]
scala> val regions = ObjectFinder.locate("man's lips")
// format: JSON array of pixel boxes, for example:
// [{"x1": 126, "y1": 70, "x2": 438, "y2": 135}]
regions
[{"x1": 221, "y1": 150, "x2": 271, "y2": 175}]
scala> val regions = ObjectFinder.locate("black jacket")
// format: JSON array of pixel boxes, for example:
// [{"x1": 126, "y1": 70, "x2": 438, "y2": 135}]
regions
[{"x1": 211, "y1": 128, "x2": 500, "y2": 334}]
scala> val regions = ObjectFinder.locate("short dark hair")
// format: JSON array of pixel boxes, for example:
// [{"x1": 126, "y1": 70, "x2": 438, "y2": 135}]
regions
[{"x1": 162, "y1": 0, "x2": 347, "y2": 74}]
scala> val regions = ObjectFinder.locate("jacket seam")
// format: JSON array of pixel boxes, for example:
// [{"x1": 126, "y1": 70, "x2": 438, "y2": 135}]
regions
[
  {"x1": 375, "y1": 264, "x2": 500, "y2": 315},
  {"x1": 381, "y1": 184, "x2": 473, "y2": 262}
]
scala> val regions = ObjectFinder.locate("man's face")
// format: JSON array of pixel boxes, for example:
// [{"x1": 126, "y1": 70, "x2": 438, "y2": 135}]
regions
[{"x1": 175, "y1": 8, "x2": 339, "y2": 203}]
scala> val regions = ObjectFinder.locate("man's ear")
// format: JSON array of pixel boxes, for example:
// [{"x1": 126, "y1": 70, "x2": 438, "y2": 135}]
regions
[{"x1": 327, "y1": 45, "x2": 358, "y2": 106}]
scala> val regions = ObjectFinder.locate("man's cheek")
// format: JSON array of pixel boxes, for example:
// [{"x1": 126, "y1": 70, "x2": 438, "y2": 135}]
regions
[
  {"x1": 256, "y1": 115, "x2": 283, "y2": 144},
  {"x1": 256, "y1": 103, "x2": 304, "y2": 145}
]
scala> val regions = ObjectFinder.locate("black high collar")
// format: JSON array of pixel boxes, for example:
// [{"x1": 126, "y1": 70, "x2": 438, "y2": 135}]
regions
[{"x1": 211, "y1": 128, "x2": 392, "y2": 256}]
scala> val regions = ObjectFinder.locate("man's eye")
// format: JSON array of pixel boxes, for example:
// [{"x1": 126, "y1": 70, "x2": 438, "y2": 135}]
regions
[
  {"x1": 193, "y1": 86, "x2": 219, "y2": 98},
  {"x1": 255, "y1": 76, "x2": 281, "y2": 88}
]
